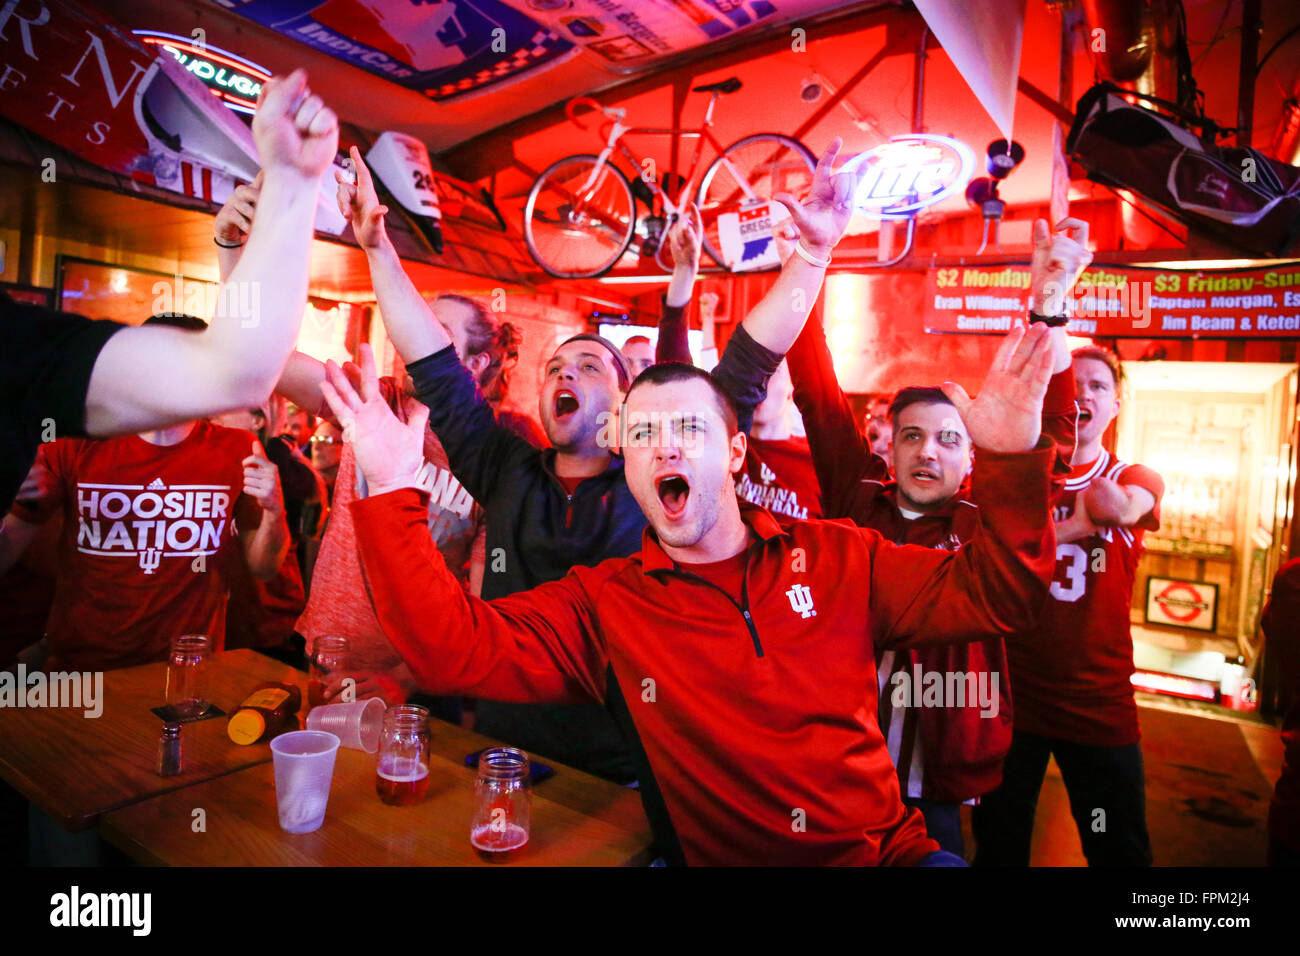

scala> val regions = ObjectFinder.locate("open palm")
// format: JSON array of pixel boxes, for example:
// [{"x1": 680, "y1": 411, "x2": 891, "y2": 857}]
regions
[
  {"x1": 942, "y1": 324, "x2": 1055, "y2": 452},
  {"x1": 773, "y1": 137, "x2": 858, "y2": 257}
]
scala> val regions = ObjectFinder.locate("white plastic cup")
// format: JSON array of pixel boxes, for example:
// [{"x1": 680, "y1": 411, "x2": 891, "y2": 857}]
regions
[
  {"x1": 305, "y1": 698, "x2": 387, "y2": 753},
  {"x1": 269, "y1": 730, "x2": 340, "y2": 834}
]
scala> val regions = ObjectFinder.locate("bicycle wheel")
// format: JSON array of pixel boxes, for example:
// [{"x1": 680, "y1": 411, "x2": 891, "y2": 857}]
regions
[
  {"x1": 524, "y1": 154, "x2": 637, "y2": 279},
  {"x1": 696, "y1": 134, "x2": 816, "y2": 271}
]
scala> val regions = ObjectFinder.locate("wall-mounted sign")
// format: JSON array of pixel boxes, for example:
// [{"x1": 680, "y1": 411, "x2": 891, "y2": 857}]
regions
[
  {"x1": 133, "y1": 32, "x2": 271, "y2": 115},
  {"x1": 923, "y1": 262, "x2": 1300, "y2": 338},
  {"x1": 1145, "y1": 576, "x2": 1219, "y2": 632},
  {"x1": 840, "y1": 135, "x2": 975, "y2": 219},
  {"x1": 717, "y1": 199, "x2": 780, "y2": 272}
]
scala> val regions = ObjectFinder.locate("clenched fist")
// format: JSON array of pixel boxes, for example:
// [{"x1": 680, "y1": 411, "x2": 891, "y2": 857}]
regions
[
  {"x1": 252, "y1": 69, "x2": 339, "y2": 184},
  {"x1": 1030, "y1": 217, "x2": 1093, "y2": 316}
]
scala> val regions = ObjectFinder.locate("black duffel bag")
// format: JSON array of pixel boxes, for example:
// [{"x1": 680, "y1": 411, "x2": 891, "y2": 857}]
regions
[{"x1": 1067, "y1": 82, "x2": 1300, "y2": 256}]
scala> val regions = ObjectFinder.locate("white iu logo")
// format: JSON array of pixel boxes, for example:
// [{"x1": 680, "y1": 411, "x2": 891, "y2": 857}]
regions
[
  {"x1": 139, "y1": 548, "x2": 162, "y2": 574},
  {"x1": 785, "y1": 584, "x2": 816, "y2": 618},
  {"x1": 761, "y1": 462, "x2": 776, "y2": 483}
]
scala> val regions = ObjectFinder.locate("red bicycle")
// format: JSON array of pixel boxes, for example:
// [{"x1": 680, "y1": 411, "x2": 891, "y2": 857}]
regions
[{"x1": 523, "y1": 78, "x2": 816, "y2": 278}]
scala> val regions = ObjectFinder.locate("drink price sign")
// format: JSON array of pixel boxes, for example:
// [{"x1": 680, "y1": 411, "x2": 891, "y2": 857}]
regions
[{"x1": 924, "y1": 262, "x2": 1300, "y2": 338}]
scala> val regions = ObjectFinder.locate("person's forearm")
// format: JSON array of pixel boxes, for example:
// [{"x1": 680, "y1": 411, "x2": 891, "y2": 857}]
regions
[
  {"x1": 216, "y1": 241, "x2": 244, "y2": 285},
  {"x1": 275, "y1": 351, "x2": 329, "y2": 418},
  {"x1": 738, "y1": 254, "x2": 827, "y2": 355},
  {"x1": 366, "y1": 239, "x2": 451, "y2": 362},
  {"x1": 244, "y1": 508, "x2": 290, "y2": 579},
  {"x1": 656, "y1": 296, "x2": 693, "y2": 365},
  {"x1": 210, "y1": 173, "x2": 319, "y2": 399},
  {"x1": 351, "y1": 489, "x2": 602, "y2": 702},
  {"x1": 666, "y1": 263, "x2": 695, "y2": 310},
  {"x1": 1048, "y1": 325, "x2": 1071, "y2": 373},
  {"x1": 1055, "y1": 513, "x2": 1095, "y2": 543}
]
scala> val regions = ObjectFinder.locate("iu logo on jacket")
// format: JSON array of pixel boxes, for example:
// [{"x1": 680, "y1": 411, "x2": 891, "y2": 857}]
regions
[{"x1": 785, "y1": 583, "x2": 816, "y2": 618}]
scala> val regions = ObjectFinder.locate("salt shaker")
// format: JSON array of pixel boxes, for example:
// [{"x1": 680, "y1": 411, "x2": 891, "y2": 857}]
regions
[{"x1": 157, "y1": 723, "x2": 183, "y2": 776}]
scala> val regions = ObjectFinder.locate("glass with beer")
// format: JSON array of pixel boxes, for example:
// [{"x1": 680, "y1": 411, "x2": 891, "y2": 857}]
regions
[
  {"x1": 164, "y1": 634, "x2": 211, "y2": 718},
  {"x1": 308, "y1": 636, "x2": 350, "y2": 708},
  {"x1": 375, "y1": 705, "x2": 430, "y2": 806},
  {"x1": 470, "y1": 747, "x2": 531, "y2": 862}
]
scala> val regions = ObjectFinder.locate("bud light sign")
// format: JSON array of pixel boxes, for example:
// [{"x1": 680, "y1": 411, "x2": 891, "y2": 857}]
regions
[{"x1": 841, "y1": 134, "x2": 975, "y2": 219}]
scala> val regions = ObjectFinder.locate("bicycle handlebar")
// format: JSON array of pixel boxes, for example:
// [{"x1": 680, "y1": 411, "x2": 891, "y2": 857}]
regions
[{"x1": 566, "y1": 96, "x2": 626, "y2": 131}]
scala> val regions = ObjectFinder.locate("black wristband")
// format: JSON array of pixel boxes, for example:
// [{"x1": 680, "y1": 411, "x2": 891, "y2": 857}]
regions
[
  {"x1": 1028, "y1": 310, "x2": 1069, "y2": 327},
  {"x1": 213, "y1": 236, "x2": 246, "y2": 249}
]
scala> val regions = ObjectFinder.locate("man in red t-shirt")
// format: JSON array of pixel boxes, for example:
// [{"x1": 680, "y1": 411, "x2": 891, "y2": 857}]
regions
[
  {"x1": 973, "y1": 343, "x2": 1164, "y2": 866},
  {"x1": 0, "y1": 317, "x2": 290, "y2": 670}
]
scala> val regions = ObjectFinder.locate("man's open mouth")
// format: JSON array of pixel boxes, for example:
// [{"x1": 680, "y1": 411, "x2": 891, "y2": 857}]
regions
[
  {"x1": 554, "y1": 389, "x2": 580, "y2": 419},
  {"x1": 911, "y1": 468, "x2": 940, "y2": 484},
  {"x1": 655, "y1": 473, "x2": 691, "y2": 518},
  {"x1": 1078, "y1": 408, "x2": 1094, "y2": 423}
]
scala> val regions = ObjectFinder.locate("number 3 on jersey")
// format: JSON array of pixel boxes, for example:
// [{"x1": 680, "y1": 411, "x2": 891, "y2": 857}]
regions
[{"x1": 1050, "y1": 543, "x2": 1089, "y2": 602}]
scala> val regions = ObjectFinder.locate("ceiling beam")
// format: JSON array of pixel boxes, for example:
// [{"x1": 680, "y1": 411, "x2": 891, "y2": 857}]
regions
[{"x1": 439, "y1": 2, "x2": 923, "y2": 183}]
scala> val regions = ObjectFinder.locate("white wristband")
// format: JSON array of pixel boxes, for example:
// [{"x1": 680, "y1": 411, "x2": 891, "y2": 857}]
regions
[{"x1": 793, "y1": 242, "x2": 831, "y2": 268}]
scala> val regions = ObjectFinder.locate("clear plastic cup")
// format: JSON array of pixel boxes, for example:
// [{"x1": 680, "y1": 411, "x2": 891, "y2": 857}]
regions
[
  {"x1": 269, "y1": 731, "x2": 340, "y2": 834},
  {"x1": 305, "y1": 698, "x2": 387, "y2": 753}
]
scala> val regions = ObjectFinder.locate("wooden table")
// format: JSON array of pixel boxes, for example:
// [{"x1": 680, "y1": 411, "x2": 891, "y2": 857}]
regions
[
  {"x1": 100, "y1": 721, "x2": 655, "y2": 866},
  {"x1": 0, "y1": 649, "x2": 305, "y2": 830}
]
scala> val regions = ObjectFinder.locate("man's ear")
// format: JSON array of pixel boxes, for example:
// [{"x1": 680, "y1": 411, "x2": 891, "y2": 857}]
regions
[
  {"x1": 730, "y1": 431, "x2": 748, "y2": 474},
  {"x1": 467, "y1": 351, "x2": 491, "y2": 381}
]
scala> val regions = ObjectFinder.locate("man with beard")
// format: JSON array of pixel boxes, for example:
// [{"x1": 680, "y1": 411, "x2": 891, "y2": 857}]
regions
[
  {"x1": 352, "y1": 141, "x2": 860, "y2": 781},
  {"x1": 973, "y1": 335, "x2": 1164, "y2": 866},
  {"x1": 783, "y1": 218, "x2": 1089, "y2": 854},
  {"x1": 316, "y1": 308, "x2": 1060, "y2": 864}
]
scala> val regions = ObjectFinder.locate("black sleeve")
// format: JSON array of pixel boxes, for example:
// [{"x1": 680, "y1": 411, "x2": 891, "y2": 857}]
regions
[
  {"x1": 709, "y1": 324, "x2": 783, "y2": 435},
  {"x1": 406, "y1": 345, "x2": 536, "y2": 503},
  {"x1": 1, "y1": 296, "x2": 124, "y2": 512}
]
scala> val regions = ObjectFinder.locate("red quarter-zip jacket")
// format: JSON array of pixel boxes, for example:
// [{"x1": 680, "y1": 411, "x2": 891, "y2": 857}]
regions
[
  {"x1": 787, "y1": 316, "x2": 1075, "y2": 803},
  {"x1": 351, "y1": 441, "x2": 1057, "y2": 865}
]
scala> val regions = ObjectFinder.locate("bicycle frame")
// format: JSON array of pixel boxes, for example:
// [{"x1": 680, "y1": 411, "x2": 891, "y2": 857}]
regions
[{"x1": 566, "y1": 93, "x2": 762, "y2": 222}]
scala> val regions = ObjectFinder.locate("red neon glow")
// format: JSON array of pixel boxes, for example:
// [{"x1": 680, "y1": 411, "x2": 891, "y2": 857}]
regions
[{"x1": 138, "y1": 36, "x2": 271, "y2": 81}]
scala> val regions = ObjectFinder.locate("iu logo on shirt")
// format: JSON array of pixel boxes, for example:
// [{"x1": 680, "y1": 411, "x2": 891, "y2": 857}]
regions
[
  {"x1": 785, "y1": 584, "x2": 816, "y2": 618},
  {"x1": 760, "y1": 462, "x2": 777, "y2": 484}
]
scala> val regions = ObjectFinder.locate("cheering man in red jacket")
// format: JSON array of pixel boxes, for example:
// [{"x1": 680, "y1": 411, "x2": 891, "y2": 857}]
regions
[
  {"x1": 783, "y1": 218, "x2": 1089, "y2": 853},
  {"x1": 321, "y1": 297, "x2": 1060, "y2": 864}
]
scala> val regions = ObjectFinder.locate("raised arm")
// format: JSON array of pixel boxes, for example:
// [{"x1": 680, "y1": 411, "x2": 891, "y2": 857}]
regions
[
  {"x1": 786, "y1": 312, "x2": 888, "y2": 518},
  {"x1": 236, "y1": 441, "x2": 292, "y2": 580},
  {"x1": 870, "y1": 325, "x2": 1058, "y2": 647},
  {"x1": 83, "y1": 71, "x2": 338, "y2": 437},
  {"x1": 656, "y1": 204, "x2": 702, "y2": 365},
  {"x1": 319, "y1": 346, "x2": 606, "y2": 702}
]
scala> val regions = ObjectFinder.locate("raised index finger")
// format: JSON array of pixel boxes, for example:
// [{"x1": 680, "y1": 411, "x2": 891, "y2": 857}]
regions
[
  {"x1": 357, "y1": 343, "x2": 380, "y2": 404},
  {"x1": 1056, "y1": 216, "x2": 1089, "y2": 249},
  {"x1": 350, "y1": 145, "x2": 376, "y2": 195},
  {"x1": 814, "y1": 136, "x2": 843, "y2": 185}
]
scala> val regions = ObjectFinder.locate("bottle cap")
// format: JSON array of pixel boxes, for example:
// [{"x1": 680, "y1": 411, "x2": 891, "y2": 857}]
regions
[{"x1": 227, "y1": 709, "x2": 267, "y2": 745}]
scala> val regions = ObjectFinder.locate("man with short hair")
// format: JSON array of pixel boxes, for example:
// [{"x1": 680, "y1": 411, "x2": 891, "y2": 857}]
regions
[
  {"x1": 0, "y1": 314, "x2": 292, "y2": 671},
  {"x1": 784, "y1": 218, "x2": 1089, "y2": 854},
  {"x1": 621, "y1": 335, "x2": 655, "y2": 377},
  {"x1": 973, "y1": 337, "x2": 1165, "y2": 867},
  {"x1": 362, "y1": 141, "x2": 860, "y2": 779},
  {"x1": 863, "y1": 395, "x2": 894, "y2": 471},
  {"x1": 317, "y1": 310, "x2": 1060, "y2": 864},
  {"x1": 0, "y1": 70, "x2": 338, "y2": 517}
]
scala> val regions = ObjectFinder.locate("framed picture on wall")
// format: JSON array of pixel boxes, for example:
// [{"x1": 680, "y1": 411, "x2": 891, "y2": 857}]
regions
[
  {"x1": 0, "y1": 282, "x2": 54, "y2": 308},
  {"x1": 55, "y1": 256, "x2": 219, "y2": 326},
  {"x1": 1144, "y1": 576, "x2": 1219, "y2": 633}
]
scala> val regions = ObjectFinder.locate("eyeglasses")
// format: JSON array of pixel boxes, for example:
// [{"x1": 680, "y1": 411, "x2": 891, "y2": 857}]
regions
[{"x1": 310, "y1": 435, "x2": 342, "y2": 445}]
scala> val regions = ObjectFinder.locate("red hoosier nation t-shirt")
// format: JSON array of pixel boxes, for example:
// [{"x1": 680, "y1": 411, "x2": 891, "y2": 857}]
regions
[
  {"x1": 17, "y1": 422, "x2": 258, "y2": 671},
  {"x1": 736, "y1": 436, "x2": 823, "y2": 521},
  {"x1": 1005, "y1": 450, "x2": 1163, "y2": 747}
]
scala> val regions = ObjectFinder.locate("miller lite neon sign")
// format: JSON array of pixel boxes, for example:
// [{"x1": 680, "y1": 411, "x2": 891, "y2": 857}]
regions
[
  {"x1": 133, "y1": 31, "x2": 271, "y2": 115},
  {"x1": 842, "y1": 134, "x2": 975, "y2": 219}
]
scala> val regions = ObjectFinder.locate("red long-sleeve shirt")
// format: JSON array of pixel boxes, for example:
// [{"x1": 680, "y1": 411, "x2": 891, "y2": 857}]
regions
[
  {"x1": 350, "y1": 442, "x2": 1058, "y2": 865},
  {"x1": 786, "y1": 315, "x2": 1075, "y2": 802}
]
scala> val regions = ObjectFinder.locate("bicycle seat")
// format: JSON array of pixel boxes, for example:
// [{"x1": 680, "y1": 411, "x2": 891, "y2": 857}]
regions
[{"x1": 692, "y1": 77, "x2": 742, "y2": 95}]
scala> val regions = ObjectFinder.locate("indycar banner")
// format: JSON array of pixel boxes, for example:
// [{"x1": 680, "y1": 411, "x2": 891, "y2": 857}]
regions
[
  {"x1": 923, "y1": 262, "x2": 1300, "y2": 338},
  {"x1": 0, "y1": 1, "x2": 344, "y2": 232},
  {"x1": 215, "y1": 0, "x2": 848, "y2": 100}
]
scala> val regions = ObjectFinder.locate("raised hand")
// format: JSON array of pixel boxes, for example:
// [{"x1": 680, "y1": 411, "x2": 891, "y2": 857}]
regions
[
  {"x1": 319, "y1": 343, "x2": 428, "y2": 495},
  {"x1": 242, "y1": 441, "x2": 283, "y2": 517},
  {"x1": 336, "y1": 145, "x2": 390, "y2": 250},
  {"x1": 666, "y1": 202, "x2": 703, "y2": 272},
  {"x1": 1030, "y1": 217, "x2": 1093, "y2": 315},
  {"x1": 214, "y1": 171, "x2": 264, "y2": 245},
  {"x1": 941, "y1": 323, "x2": 1055, "y2": 453},
  {"x1": 252, "y1": 69, "x2": 339, "y2": 184},
  {"x1": 773, "y1": 137, "x2": 858, "y2": 259}
]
